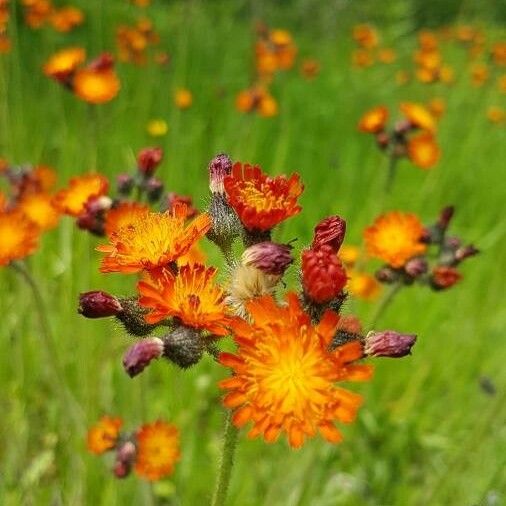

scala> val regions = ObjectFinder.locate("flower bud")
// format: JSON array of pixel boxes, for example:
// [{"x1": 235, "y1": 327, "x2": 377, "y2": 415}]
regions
[
  {"x1": 137, "y1": 147, "x2": 163, "y2": 177},
  {"x1": 78, "y1": 291, "x2": 123, "y2": 318},
  {"x1": 431, "y1": 266, "x2": 462, "y2": 290},
  {"x1": 206, "y1": 193, "x2": 242, "y2": 250},
  {"x1": 437, "y1": 205, "x2": 454, "y2": 231},
  {"x1": 123, "y1": 337, "x2": 164, "y2": 377},
  {"x1": 113, "y1": 441, "x2": 136, "y2": 479},
  {"x1": 394, "y1": 118, "x2": 412, "y2": 136},
  {"x1": 145, "y1": 177, "x2": 164, "y2": 202},
  {"x1": 117, "y1": 173, "x2": 134, "y2": 196},
  {"x1": 375, "y1": 131, "x2": 390, "y2": 150},
  {"x1": 208, "y1": 153, "x2": 233, "y2": 194},
  {"x1": 375, "y1": 266, "x2": 400, "y2": 284},
  {"x1": 311, "y1": 215, "x2": 346, "y2": 252},
  {"x1": 404, "y1": 257, "x2": 428, "y2": 278},
  {"x1": 455, "y1": 244, "x2": 479, "y2": 263},
  {"x1": 302, "y1": 245, "x2": 347, "y2": 304},
  {"x1": 116, "y1": 297, "x2": 158, "y2": 336},
  {"x1": 88, "y1": 52, "x2": 115, "y2": 71},
  {"x1": 242, "y1": 241, "x2": 293, "y2": 276},
  {"x1": 364, "y1": 330, "x2": 417, "y2": 358},
  {"x1": 163, "y1": 326, "x2": 204, "y2": 369}
]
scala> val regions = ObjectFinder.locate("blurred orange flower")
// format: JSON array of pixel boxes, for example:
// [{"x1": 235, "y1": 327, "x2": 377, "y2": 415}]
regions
[
  {"x1": 50, "y1": 6, "x2": 84, "y2": 32},
  {"x1": 347, "y1": 271, "x2": 381, "y2": 301},
  {"x1": 407, "y1": 132, "x2": 441, "y2": 169},
  {"x1": 358, "y1": 106, "x2": 389, "y2": 133},
  {"x1": 43, "y1": 47, "x2": 86, "y2": 82},
  {"x1": 74, "y1": 67, "x2": 120, "y2": 104},
  {"x1": 18, "y1": 193, "x2": 60, "y2": 230},
  {"x1": 219, "y1": 293, "x2": 372, "y2": 448},
  {"x1": 352, "y1": 24, "x2": 379, "y2": 49},
  {"x1": 0, "y1": 209, "x2": 40, "y2": 266},
  {"x1": 87, "y1": 416, "x2": 122, "y2": 455},
  {"x1": 400, "y1": 102, "x2": 436, "y2": 133},
  {"x1": 53, "y1": 174, "x2": 109, "y2": 216},
  {"x1": 174, "y1": 88, "x2": 193, "y2": 109}
]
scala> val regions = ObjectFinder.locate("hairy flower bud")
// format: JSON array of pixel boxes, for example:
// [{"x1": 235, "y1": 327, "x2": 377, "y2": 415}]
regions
[
  {"x1": 117, "y1": 173, "x2": 134, "y2": 196},
  {"x1": 431, "y1": 266, "x2": 462, "y2": 290},
  {"x1": 437, "y1": 205, "x2": 454, "y2": 231},
  {"x1": 137, "y1": 147, "x2": 163, "y2": 177},
  {"x1": 242, "y1": 241, "x2": 293, "y2": 276},
  {"x1": 312, "y1": 215, "x2": 347, "y2": 252},
  {"x1": 364, "y1": 330, "x2": 417, "y2": 358},
  {"x1": 206, "y1": 193, "x2": 242, "y2": 250},
  {"x1": 78, "y1": 291, "x2": 123, "y2": 318},
  {"x1": 123, "y1": 337, "x2": 164, "y2": 377},
  {"x1": 455, "y1": 244, "x2": 479, "y2": 263},
  {"x1": 375, "y1": 131, "x2": 390, "y2": 150},
  {"x1": 404, "y1": 257, "x2": 428, "y2": 278},
  {"x1": 208, "y1": 153, "x2": 233, "y2": 194},
  {"x1": 375, "y1": 266, "x2": 400, "y2": 284},
  {"x1": 113, "y1": 441, "x2": 136, "y2": 479},
  {"x1": 163, "y1": 326, "x2": 204, "y2": 369},
  {"x1": 88, "y1": 52, "x2": 114, "y2": 71},
  {"x1": 116, "y1": 298, "x2": 158, "y2": 336},
  {"x1": 145, "y1": 177, "x2": 164, "y2": 202},
  {"x1": 302, "y1": 245, "x2": 347, "y2": 304}
]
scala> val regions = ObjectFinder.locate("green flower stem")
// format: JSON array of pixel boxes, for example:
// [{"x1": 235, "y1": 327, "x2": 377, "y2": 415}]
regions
[
  {"x1": 211, "y1": 411, "x2": 239, "y2": 506},
  {"x1": 369, "y1": 282, "x2": 402, "y2": 328}
]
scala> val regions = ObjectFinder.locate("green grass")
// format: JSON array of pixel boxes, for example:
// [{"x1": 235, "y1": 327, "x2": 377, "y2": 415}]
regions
[{"x1": 1, "y1": 1, "x2": 505, "y2": 505}]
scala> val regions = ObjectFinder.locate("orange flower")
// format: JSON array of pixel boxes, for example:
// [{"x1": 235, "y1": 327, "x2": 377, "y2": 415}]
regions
[
  {"x1": 364, "y1": 211, "x2": 427, "y2": 268},
  {"x1": 53, "y1": 174, "x2": 109, "y2": 216},
  {"x1": 43, "y1": 47, "x2": 86, "y2": 81},
  {"x1": 235, "y1": 87, "x2": 278, "y2": 117},
  {"x1": 358, "y1": 106, "x2": 389, "y2": 133},
  {"x1": 32, "y1": 165, "x2": 57, "y2": 192},
  {"x1": 87, "y1": 416, "x2": 122, "y2": 455},
  {"x1": 347, "y1": 271, "x2": 381, "y2": 301},
  {"x1": 219, "y1": 293, "x2": 372, "y2": 448},
  {"x1": 300, "y1": 58, "x2": 320, "y2": 79},
  {"x1": 224, "y1": 163, "x2": 303, "y2": 231},
  {"x1": 407, "y1": 133, "x2": 441, "y2": 169},
  {"x1": 352, "y1": 49, "x2": 374, "y2": 68},
  {"x1": 174, "y1": 88, "x2": 193, "y2": 109},
  {"x1": 352, "y1": 24, "x2": 379, "y2": 49},
  {"x1": 18, "y1": 193, "x2": 60, "y2": 231},
  {"x1": 427, "y1": 98, "x2": 445, "y2": 119},
  {"x1": 97, "y1": 203, "x2": 211, "y2": 274},
  {"x1": 104, "y1": 201, "x2": 150, "y2": 238},
  {"x1": 0, "y1": 210, "x2": 40, "y2": 266},
  {"x1": 74, "y1": 68, "x2": 120, "y2": 104},
  {"x1": 50, "y1": 6, "x2": 84, "y2": 33},
  {"x1": 400, "y1": 102, "x2": 436, "y2": 133},
  {"x1": 378, "y1": 48, "x2": 396, "y2": 64},
  {"x1": 487, "y1": 106, "x2": 505, "y2": 124},
  {"x1": 338, "y1": 245, "x2": 361, "y2": 267},
  {"x1": 470, "y1": 63, "x2": 489, "y2": 87},
  {"x1": 138, "y1": 263, "x2": 231, "y2": 335},
  {"x1": 177, "y1": 243, "x2": 206, "y2": 266},
  {"x1": 134, "y1": 421, "x2": 180, "y2": 481}
]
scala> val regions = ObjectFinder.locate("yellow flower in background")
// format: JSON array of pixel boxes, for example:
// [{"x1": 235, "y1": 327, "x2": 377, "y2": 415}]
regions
[
  {"x1": 338, "y1": 245, "x2": 361, "y2": 268},
  {"x1": 347, "y1": 270, "x2": 381, "y2": 301},
  {"x1": 146, "y1": 119, "x2": 168, "y2": 137},
  {"x1": 174, "y1": 88, "x2": 193, "y2": 109}
]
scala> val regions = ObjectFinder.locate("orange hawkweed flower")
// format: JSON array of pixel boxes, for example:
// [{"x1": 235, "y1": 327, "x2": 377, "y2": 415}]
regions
[
  {"x1": 174, "y1": 88, "x2": 193, "y2": 109},
  {"x1": 338, "y1": 245, "x2": 361, "y2": 267},
  {"x1": 219, "y1": 293, "x2": 372, "y2": 448},
  {"x1": 134, "y1": 421, "x2": 180, "y2": 481},
  {"x1": 378, "y1": 48, "x2": 396, "y2": 64},
  {"x1": 224, "y1": 163, "x2": 303, "y2": 231},
  {"x1": 50, "y1": 6, "x2": 84, "y2": 33},
  {"x1": 364, "y1": 211, "x2": 427, "y2": 268},
  {"x1": 347, "y1": 271, "x2": 381, "y2": 301},
  {"x1": 97, "y1": 203, "x2": 211, "y2": 274},
  {"x1": 358, "y1": 106, "x2": 389, "y2": 133},
  {"x1": 74, "y1": 68, "x2": 120, "y2": 104},
  {"x1": 43, "y1": 47, "x2": 86, "y2": 82},
  {"x1": 53, "y1": 174, "x2": 109, "y2": 216},
  {"x1": 138, "y1": 263, "x2": 231, "y2": 335},
  {"x1": 351, "y1": 49, "x2": 374, "y2": 68},
  {"x1": 487, "y1": 106, "x2": 505, "y2": 124},
  {"x1": 87, "y1": 416, "x2": 122, "y2": 455},
  {"x1": 352, "y1": 24, "x2": 379, "y2": 49},
  {"x1": 400, "y1": 102, "x2": 436, "y2": 133},
  {"x1": 407, "y1": 132, "x2": 441, "y2": 169},
  {"x1": 300, "y1": 58, "x2": 320, "y2": 79},
  {"x1": 0, "y1": 210, "x2": 40, "y2": 266},
  {"x1": 18, "y1": 193, "x2": 60, "y2": 231},
  {"x1": 104, "y1": 201, "x2": 150, "y2": 238},
  {"x1": 427, "y1": 97, "x2": 445, "y2": 119}
]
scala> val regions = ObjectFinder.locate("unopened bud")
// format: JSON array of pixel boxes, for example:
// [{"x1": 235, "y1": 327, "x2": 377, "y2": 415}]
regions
[
  {"x1": 242, "y1": 241, "x2": 293, "y2": 276},
  {"x1": 394, "y1": 118, "x2": 412, "y2": 136},
  {"x1": 116, "y1": 298, "x2": 158, "y2": 336},
  {"x1": 312, "y1": 215, "x2": 346, "y2": 252},
  {"x1": 431, "y1": 266, "x2": 462, "y2": 290},
  {"x1": 437, "y1": 205, "x2": 455, "y2": 231},
  {"x1": 404, "y1": 257, "x2": 428, "y2": 278},
  {"x1": 364, "y1": 330, "x2": 417, "y2": 358},
  {"x1": 78, "y1": 291, "x2": 123, "y2": 318},
  {"x1": 206, "y1": 193, "x2": 242, "y2": 250},
  {"x1": 113, "y1": 441, "x2": 136, "y2": 479},
  {"x1": 455, "y1": 244, "x2": 479, "y2": 262},
  {"x1": 123, "y1": 337, "x2": 164, "y2": 377},
  {"x1": 88, "y1": 53, "x2": 114, "y2": 71},
  {"x1": 117, "y1": 173, "x2": 134, "y2": 196},
  {"x1": 163, "y1": 326, "x2": 204, "y2": 369},
  {"x1": 375, "y1": 266, "x2": 400, "y2": 284},
  {"x1": 375, "y1": 131, "x2": 390, "y2": 150},
  {"x1": 137, "y1": 147, "x2": 163, "y2": 177},
  {"x1": 144, "y1": 177, "x2": 164, "y2": 202},
  {"x1": 208, "y1": 153, "x2": 233, "y2": 194}
]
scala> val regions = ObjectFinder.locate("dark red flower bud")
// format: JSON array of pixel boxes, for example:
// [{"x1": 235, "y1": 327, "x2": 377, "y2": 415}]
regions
[
  {"x1": 404, "y1": 257, "x2": 428, "y2": 278},
  {"x1": 302, "y1": 245, "x2": 348, "y2": 303},
  {"x1": 137, "y1": 147, "x2": 163, "y2": 176},
  {"x1": 437, "y1": 206, "x2": 455, "y2": 231},
  {"x1": 431, "y1": 266, "x2": 462, "y2": 290},
  {"x1": 123, "y1": 337, "x2": 164, "y2": 377},
  {"x1": 78, "y1": 291, "x2": 123, "y2": 318},
  {"x1": 145, "y1": 177, "x2": 164, "y2": 202},
  {"x1": 117, "y1": 173, "x2": 134, "y2": 196},
  {"x1": 88, "y1": 53, "x2": 115, "y2": 72},
  {"x1": 455, "y1": 244, "x2": 479, "y2": 262},
  {"x1": 312, "y1": 215, "x2": 346, "y2": 252},
  {"x1": 208, "y1": 153, "x2": 233, "y2": 194},
  {"x1": 364, "y1": 330, "x2": 417, "y2": 358},
  {"x1": 375, "y1": 131, "x2": 390, "y2": 150},
  {"x1": 375, "y1": 266, "x2": 400, "y2": 284},
  {"x1": 242, "y1": 241, "x2": 293, "y2": 276},
  {"x1": 113, "y1": 441, "x2": 136, "y2": 479}
]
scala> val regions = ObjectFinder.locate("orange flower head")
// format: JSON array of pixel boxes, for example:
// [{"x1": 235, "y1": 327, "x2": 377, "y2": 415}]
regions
[
  {"x1": 300, "y1": 58, "x2": 320, "y2": 79},
  {"x1": 400, "y1": 102, "x2": 436, "y2": 133},
  {"x1": 378, "y1": 48, "x2": 396, "y2": 64},
  {"x1": 338, "y1": 245, "x2": 361, "y2": 268},
  {"x1": 50, "y1": 6, "x2": 84, "y2": 33},
  {"x1": 0, "y1": 210, "x2": 40, "y2": 266},
  {"x1": 358, "y1": 106, "x2": 389, "y2": 133},
  {"x1": 97, "y1": 203, "x2": 211, "y2": 274},
  {"x1": 138, "y1": 263, "x2": 231, "y2": 335},
  {"x1": 174, "y1": 88, "x2": 193, "y2": 109},
  {"x1": 352, "y1": 24, "x2": 379, "y2": 49},
  {"x1": 43, "y1": 47, "x2": 86, "y2": 82},
  {"x1": 487, "y1": 106, "x2": 505, "y2": 124},
  {"x1": 224, "y1": 162, "x2": 303, "y2": 231},
  {"x1": 135, "y1": 421, "x2": 180, "y2": 481},
  {"x1": 87, "y1": 416, "x2": 123, "y2": 455},
  {"x1": 18, "y1": 193, "x2": 60, "y2": 231},
  {"x1": 364, "y1": 211, "x2": 427, "y2": 268},
  {"x1": 258, "y1": 92, "x2": 278, "y2": 117},
  {"x1": 352, "y1": 49, "x2": 374, "y2": 68},
  {"x1": 33, "y1": 165, "x2": 57, "y2": 192},
  {"x1": 53, "y1": 174, "x2": 109, "y2": 216},
  {"x1": 427, "y1": 97, "x2": 445, "y2": 119},
  {"x1": 104, "y1": 201, "x2": 150, "y2": 238},
  {"x1": 407, "y1": 132, "x2": 441, "y2": 169},
  {"x1": 347, "y1": 271, "x2": 381, "y2": 301},
  {"x1": 219, "y1": 293, "x2": 373, "y2": 448},
  {"x1": 74, "y1": 68, "x2": 120, "y2": 104}
]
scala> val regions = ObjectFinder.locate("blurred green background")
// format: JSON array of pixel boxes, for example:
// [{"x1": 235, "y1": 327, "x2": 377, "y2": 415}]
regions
[{"x1": 0, "y1": 0, "x2": 505, "y2": 505}]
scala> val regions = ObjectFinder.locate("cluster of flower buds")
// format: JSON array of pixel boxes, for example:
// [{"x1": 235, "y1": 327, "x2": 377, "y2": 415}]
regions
[
  {"x1": 358, "y1": 102, "x2": 441, "y2": 170},
  {"x1": 87, "y1": 416, "x2": 180, "y2": 481},
  {"x1": 375, "y1": 206, "x2": 478, "y2": 291}
]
